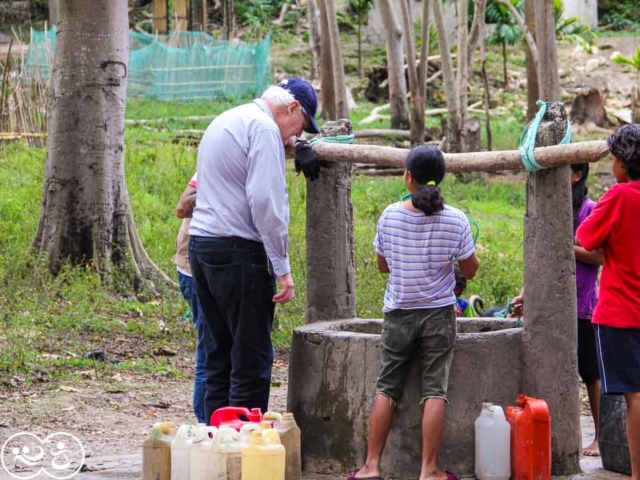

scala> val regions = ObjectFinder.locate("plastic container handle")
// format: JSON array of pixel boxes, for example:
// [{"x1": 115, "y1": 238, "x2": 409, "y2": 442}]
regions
[{"x1": 193, "y1": 426, "x2": 218, "y2": 443}]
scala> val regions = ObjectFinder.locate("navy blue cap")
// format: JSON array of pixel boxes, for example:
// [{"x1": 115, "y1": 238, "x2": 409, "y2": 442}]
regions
[{"x1": 278, "y1": 77, "x2": 320, "y2": 134}]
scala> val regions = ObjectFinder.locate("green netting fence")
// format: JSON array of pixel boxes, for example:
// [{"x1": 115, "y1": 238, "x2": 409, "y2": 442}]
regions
[{"x1": 25, "y1": 28, "x2": 272, "y2": 101}]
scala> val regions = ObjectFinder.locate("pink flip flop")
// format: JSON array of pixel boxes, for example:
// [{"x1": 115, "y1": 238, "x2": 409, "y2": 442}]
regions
[{"x1": 445, "y1": 471, "x2": 460, "y2": 480}]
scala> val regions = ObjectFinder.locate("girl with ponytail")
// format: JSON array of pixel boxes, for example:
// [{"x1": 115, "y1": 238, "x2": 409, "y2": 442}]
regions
[{"x1": 350, "y1": 146, "x2": 479, "y2": 480}]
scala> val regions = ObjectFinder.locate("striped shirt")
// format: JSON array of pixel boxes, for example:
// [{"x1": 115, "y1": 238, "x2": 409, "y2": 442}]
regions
[{"x1": 374, "y1": 202, "x2": 475, "y2": 313}]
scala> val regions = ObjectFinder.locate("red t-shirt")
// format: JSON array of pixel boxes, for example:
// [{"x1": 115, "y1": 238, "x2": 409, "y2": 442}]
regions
[{"x1": 576, "y1": 181, "x2": 640, "y2": 329}]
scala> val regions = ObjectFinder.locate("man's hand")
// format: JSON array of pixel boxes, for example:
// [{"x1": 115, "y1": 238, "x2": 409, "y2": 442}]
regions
[
  {"x1": 273, "y1": 273, "x2": 295, "y2": 304},
  {"x1": 294, "y1": 139, "x2": 320, "y2": 181}
]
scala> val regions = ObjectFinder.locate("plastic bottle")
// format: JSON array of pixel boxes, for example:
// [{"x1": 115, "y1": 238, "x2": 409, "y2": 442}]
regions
[
  {"x1": 505, "y1": 395, "x2": 551, "y2": 480},
  {"x1": 475, "y1": 403, "x2": 511, "y2": 480},
  {"x1": 189, "y1": 426, "x2": 219, "y2": 480},
  {"x1": 242, "y1": 430, "x2": 286, "y2": 480},
  {"x1": 208, "y1": 426, "x2": 243, "y2": 480},
  {"x1": 276, "y1": 413, "x2": 301, "y2": 480},
  {"x1": 171, "y1": 424, "x2": 195, "y2": 480},
  {"x1": 143, "y1": 422, "x2": 178, "y2": 480}
]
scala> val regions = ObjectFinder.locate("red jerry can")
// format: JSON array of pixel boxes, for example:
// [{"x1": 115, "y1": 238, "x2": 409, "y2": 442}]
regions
[
  {"x1": 210, "y1": 407, "x2": 263, "y2": 431},
  {"x1": 505, "y1": 395, "x2": 551, "y2": 480}
]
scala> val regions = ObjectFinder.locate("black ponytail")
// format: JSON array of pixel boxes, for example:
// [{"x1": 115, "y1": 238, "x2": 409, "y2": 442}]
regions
[
  {"x1": 406, "y1": 146, "x2": 446, "y2": 216},
  {"x1": 570, "y1": 163, "x2": 589, "y2": 221}
]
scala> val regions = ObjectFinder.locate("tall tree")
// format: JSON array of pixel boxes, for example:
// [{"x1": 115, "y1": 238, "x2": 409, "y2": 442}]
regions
[
  {"x1": 534, "y1": 0, "x2": 559, "y2": 100},
  {"x1": 432, "y1": 0, "x2": 460, "y2": 152},
  {"x1": 222, "y1": 0, "x2": 235, "y2": 40},
  {"x1": 48, "y1": 0, "x2": 60, "y2": 26},
  {"x1": 433, "y1": 0, "x2": 487, "y2": 152},
  {"x1": 323, "y1": 0, "x2": 348, "y2": 118},
  {"x1": 525, "y1": 0, "x2": 539, "y2": 120},
  {"x1": 378, "y1": 0, "x2": 409, "y2": 129},
  {"x1": 34, "y1": 0, "x2": 170, "y2": 289},
  {"x1": 306, "y1": 0, "x2": 322, "y2": 80},
  {"x1": 398, "y1": 0, "x2": 424, "y2": 144}
]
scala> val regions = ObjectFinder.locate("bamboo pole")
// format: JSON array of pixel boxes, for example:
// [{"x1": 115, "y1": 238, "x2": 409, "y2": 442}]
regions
[{"x1": 313, "y1": 140, "x2": 609, "y2": 173}]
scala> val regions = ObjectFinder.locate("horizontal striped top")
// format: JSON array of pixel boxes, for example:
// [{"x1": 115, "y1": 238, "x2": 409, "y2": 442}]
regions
[{"x1": 374, "y1": 202, "x2": 475, "y2": 313}]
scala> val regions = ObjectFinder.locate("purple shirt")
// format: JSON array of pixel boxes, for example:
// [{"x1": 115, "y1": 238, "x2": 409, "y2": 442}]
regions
[{"x1": 574, "y1": 198, "x2": 599, "y2": 320}]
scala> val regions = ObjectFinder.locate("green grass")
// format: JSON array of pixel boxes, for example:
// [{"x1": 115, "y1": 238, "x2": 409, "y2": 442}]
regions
[{"x1": 0, "y1": 105, "x2": 527, "y2": 379}]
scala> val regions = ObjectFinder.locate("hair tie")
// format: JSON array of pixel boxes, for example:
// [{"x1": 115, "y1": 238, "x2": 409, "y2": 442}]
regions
[{"x1": 427, "y1": 181, "x2": 436, "y2": 186}]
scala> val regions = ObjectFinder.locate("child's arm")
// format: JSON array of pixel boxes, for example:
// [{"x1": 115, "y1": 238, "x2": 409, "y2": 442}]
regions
[
  {"x1": 574, "y1": 245, "x2": 604, "y2": 266},
  {"x1": 458, "y1": 253, "x2": 479, "y2": 279},
  {"x1": 376, "y1": 254, "x2": 390, "y2": 273},
  {"x1": 175, "y1": 184, "x2": 197, "y2": 218},
  {"x1": 576, "y1": 187, "x2": 619, "y2": 251}
]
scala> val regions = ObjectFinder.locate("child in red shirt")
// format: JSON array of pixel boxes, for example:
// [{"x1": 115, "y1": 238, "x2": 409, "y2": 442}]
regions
[{"x1": 576, "y1": 124, "x2": 640, "y2": 479}]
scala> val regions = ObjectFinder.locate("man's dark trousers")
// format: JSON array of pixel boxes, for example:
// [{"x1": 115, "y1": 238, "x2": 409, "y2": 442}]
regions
[{"x1": 189, "y1": 235, "x2": 276, "y2": 424}]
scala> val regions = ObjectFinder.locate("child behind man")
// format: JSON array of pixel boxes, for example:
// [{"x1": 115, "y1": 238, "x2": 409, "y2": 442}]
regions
[
  {"x1": 350, "y1": 146, "x2": 479, "y2": 480},
  {"x1": 577, "y1": 124, "x2": 640, "y2": 479}
]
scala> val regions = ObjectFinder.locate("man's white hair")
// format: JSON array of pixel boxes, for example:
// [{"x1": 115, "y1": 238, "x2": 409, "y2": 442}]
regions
[{"x1": 261, "y1": 85, "x2": 296, "y2": 106}]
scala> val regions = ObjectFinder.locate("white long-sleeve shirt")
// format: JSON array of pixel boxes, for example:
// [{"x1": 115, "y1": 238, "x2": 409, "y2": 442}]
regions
[{"x1": 189, "y1": 99, "x2": 290, "y2": 275}]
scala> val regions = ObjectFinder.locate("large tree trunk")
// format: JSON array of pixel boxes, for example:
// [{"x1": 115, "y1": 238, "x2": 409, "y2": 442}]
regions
[
  {"x1": 378, "y1": 0, "x2": 409, "y2": 129},
  {"x1": 432, "y1": 0, "x2": 460, "y2": 152},
  {"x1": 525, "y1": 0, "x2": 539, "y2": 120},
  {"x1": 222, "y1": 0, "x2": 235, "y2": 40},
  {"x1": 49, "y1": 0, "x2": 60, "y2": 26},
  {"x1": 306, "y1": 0, "x2": 322, "y2": 81},
  {"x1": 398, "y1": 0, "x2": 424, "y2": 144},
  {"x1": 34, "y1": 0, "x2": 171, "y2": 290}
]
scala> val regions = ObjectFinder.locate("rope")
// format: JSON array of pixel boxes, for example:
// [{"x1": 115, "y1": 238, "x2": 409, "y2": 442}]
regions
[
  {"x1": 518, "y1": 100, "x2": 572, "y2": 171},
  {"x1": 309, "y1": 134, "x2": 355, "y2": 146}
]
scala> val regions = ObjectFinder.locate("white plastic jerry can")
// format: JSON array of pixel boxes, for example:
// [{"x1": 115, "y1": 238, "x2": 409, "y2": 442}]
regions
[
  {"x1": 209, "y1": 426, "x2": 243, "y2": 480},
  {"x1": 189, "y1": 426, "x2": 219, "y2": 480},
  {"x1": 171, "y1": 424, "x2": 195, "y2": 480},
  {"x1": 239, "y1": 423, "x2": 261, "y2": 443},
  {"x1": 475, "y1": 403, "x2": 511, "y2": 480}
]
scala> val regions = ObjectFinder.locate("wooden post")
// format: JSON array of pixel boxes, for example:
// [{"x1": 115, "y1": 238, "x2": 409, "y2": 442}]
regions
[
  {"x1": 153, "y1": 0, "x2": 168, "y2": 34},
  {"x1": 522, "y1": 103, "x2": 581, "y2": 475},
  {"x1": 192, "y1": 0, "x2": 208, "y2": 32},
  {"x1": 172, "y1": 0, "x2": 189, "y2": 32},
  {"x1": 305, "y1": 120, "x2": 356, "y2": 323}
]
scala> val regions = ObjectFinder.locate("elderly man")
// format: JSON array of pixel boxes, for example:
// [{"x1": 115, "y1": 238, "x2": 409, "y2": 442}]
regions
[{"x1": 189, "y1": 78, "x2": 320, "y2": 422}]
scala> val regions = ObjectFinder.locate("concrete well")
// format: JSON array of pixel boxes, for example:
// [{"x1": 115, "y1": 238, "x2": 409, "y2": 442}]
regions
[{"x1": 287, "y1": 318, "x2": 523, "y2": 478}]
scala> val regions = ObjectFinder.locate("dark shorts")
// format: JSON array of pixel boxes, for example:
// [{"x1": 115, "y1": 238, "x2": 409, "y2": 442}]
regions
[
  {"x1": 577, "y1": 319, "x2": 600, "y2": 383},
  {"x1": 594, "y1": 324, "x2": 640, "y2": 394},
  {"x1": 376, "y1": 305, "x2": 456, "y2": 405}
]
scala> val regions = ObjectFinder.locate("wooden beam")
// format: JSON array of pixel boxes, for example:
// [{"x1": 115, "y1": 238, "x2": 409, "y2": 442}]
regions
[
  {"x1": 312, "y1": 140, "x2": 609, "y2": 173},
  {"x1": 172, "y1": 0, "x2": 189, "y2": 32},
  {"x1": 153, "y1": 0, "x2": 168, "y2": 34}
]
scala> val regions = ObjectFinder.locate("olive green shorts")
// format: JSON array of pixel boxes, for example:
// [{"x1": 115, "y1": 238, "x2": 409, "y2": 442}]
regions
[{"x1": 376, "y1": 305, "x2": 456, "y2": 405}]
